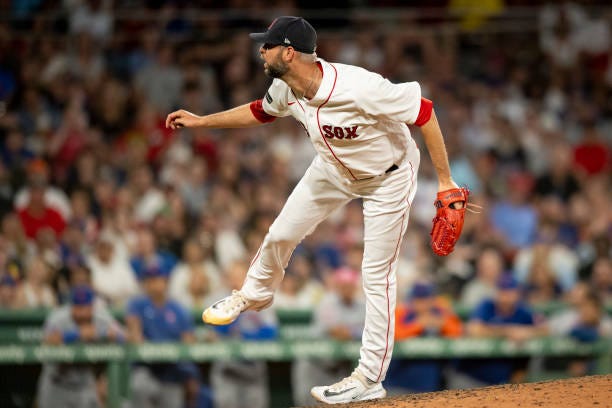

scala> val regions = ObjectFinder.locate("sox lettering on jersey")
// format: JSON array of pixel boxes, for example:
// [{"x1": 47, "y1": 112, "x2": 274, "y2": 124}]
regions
[{"x1": 322, "y1": 125, "x2": 359, "y2": 139}]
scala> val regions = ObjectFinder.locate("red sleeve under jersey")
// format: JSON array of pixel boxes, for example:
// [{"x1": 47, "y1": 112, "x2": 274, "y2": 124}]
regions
[
  {"x1": 249, "y1": 99, "x2": 276, "y2": 123},
  {"x1": 414, "y1": 97, "x2": 433, "y2": 126}
]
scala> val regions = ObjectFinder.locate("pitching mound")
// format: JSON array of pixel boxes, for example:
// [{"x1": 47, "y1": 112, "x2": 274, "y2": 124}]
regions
[{"x1": 314, "y1": 375, "x2": 610, "y2": 407}]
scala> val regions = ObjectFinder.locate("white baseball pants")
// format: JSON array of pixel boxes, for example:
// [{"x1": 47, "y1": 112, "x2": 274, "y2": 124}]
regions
[{"x1": 241, "y1": 151, "x2": 419, "y2": 382}]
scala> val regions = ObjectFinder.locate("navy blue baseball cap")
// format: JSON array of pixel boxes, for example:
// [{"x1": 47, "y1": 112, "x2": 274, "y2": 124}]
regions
[
  {"x1": 139, "y1": 264, "x2": 170, "y2": 281},
  {"x1": 249, "y1": 16, "x2": 317, "y2": 54},
  {"x1": 497, "y1": 274, "x2": 520, "y2": 291},
  {"x1": 410, "y1": 283, "x2": 435, "y2": 299},
  {"x1": 70, "y1": 285, "x2": 95, "y2": 306}
]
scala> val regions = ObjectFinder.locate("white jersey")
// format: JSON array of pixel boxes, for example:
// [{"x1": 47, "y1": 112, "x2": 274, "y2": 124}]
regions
[{"x1": 262, "y1": 58, "x2": 422, "y2": 180}]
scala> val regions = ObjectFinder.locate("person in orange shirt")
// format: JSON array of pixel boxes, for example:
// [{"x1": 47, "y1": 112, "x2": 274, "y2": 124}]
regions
[{"x1": 384, "y1": 283, "x2": 462, "y2": 394}]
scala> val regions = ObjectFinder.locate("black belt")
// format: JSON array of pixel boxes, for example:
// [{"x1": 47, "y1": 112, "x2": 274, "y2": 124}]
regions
[
  {"x1": 356, "y1": 164, "x2": 399, "y2": 181},
  {"x1": 385, "y1": 164, "x2": 399, "y2": 173}
]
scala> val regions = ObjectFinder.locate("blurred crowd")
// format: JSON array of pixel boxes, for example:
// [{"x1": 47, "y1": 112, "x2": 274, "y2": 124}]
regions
[{"x1": 0, "y1": 0, "x2": 611, "y2": 407}]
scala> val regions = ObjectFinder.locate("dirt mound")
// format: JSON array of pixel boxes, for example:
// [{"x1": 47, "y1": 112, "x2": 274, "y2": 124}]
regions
[{"x1": 313, "y1": 375, "x2": 610, "y2": 407}]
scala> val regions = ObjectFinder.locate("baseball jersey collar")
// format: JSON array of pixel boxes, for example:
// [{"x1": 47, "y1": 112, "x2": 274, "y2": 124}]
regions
[{"x1": 307, "y1": 58, "x2": 336, "y2": 106}]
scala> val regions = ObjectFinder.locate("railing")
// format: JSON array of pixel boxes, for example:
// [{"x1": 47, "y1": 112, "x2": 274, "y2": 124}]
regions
[
  {"x1": 0, "y1": 337, "x2": 608, "y2": 408},
  {"x1": 0, "y1": 337, "x2": 608, "y2": 363},
  {"x1": 4, "y1": 302, "x2": 611, "y2": 343},
  {"x1": 0, "y1": 302, "x2": 609, "y2": 325}
]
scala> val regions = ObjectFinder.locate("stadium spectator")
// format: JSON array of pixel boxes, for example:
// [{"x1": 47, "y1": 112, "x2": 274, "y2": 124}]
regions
[
  {"x1": 0, "y1": 127, "x2": 34, "y2": 172},
  {"x1": 14, "y1": 159, "x2": 72, "y2": 221},
  {"x1": 87, "y1": 232, "x2": 139, "y2": 308},
  {"x1": 536, "y1": 197, "x2": 580, "y2": 249},
  {"x1": 0, "y1": 273, "x2": 19, "y2": 309},
  {"x1": 577, "y1": 234, "x2": 610, "y2": 279},
  {"x1": 514, "y1": 241, "x2": 578, "y2": 293},
  {"x1": 33, "y1": 226, "x2": 63, "y2": 273},
  {"x1": 589, "y1": 257, "x2": 612, "y2": 304},
  {"x1": 549, "y1": 287, "x2": 612, "y2": 341},
  {"x1": 126, "y1": 264, "x2": 201, "y2": 408},
  {"x1": 128, "y1": 166, "x2": 168, "y2": 224},
  {"x1": 292, "y1": 267, "x2": 364, "y2": 405},
  {"x1": 37, "y1": 285, "x2": 124, "y2": 408},
  {"x1": 274, "y1": 253, "x2": 324, "y2": 309},
  {"x1": 129, "y1": 228, "x2": 176, "y2": 279},
  {"x1": 154, "y1": 190, "x2": 189, "y2": 256},
  {"x1": 522, "y1": 246, "x2": 564, "y2": 306},
  {"x1": 539, "y1": 1, "x2": 586, "y2": 71},
  {"x1": 0, "y1": 164, "x2": 16, "y2": 225},
  {"x1": 15, "y1": 256, "x2": 56, "y2": 308},
  {"x1": 59, "y1": 223, "x2": 86, "y2": 267},
  {"x1": 169, "y1": 238, "x2": 221, "y2": 310},
  {"x1": 489, "y1": 172, "x2": 538, "y2": 249},
  {"x1": 48, "y1": 103, "x2": 94, "y2": 182},
  {"x1": 67, "y1": 0, "x2": 114, "y2": 44},
  {"x1": 1, "y1": 212, "x2": 32, "y2": 263},
  {"x1": 17, "y1": 178, "x2": 66, "y2": 240},
  {"x1": 49, "y1": 258, "x2": 91, "y2": 306},
  {"x1": 460, "y1": 247, "x2": 504, "y2": 309},
  {"x1": 67, "y1": 189, "x2": 98, "y2": 243},
  {"x1": 385, "y1": 282, "x2": 462, "y2": 394},
  {"x1": 546, "y1": 288, "x2": 612, "y2": 376},
  {"x1": 534, "y1": 144, "x2": 580, "y2": 202},
  {"x1": 134, "y1": 42, "x2": 183, "y2": 114},
  {"x1": 121, "y1": 103, "x2": 176, "y2": 166},
  {"x1": 449, "y1": 275, "x2": 546, "y2": 388},
  {"x1": 572, "y1": 121, "x2": 611, "y2": 177},
  {"x1": 210, "y1": 259, "x2": 278, "y2": 408},
  {"x1": 176, "y1": 156, "x2": 209, "y2": 218}
]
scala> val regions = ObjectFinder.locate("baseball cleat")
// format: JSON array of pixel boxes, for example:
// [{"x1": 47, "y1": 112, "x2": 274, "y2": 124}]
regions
[
  {"x1": 202, "y1": 290, "x2": 272, "y2": 325},
  {"x1": 310, "y1": 369, "x2": 386, "y2": 404}
]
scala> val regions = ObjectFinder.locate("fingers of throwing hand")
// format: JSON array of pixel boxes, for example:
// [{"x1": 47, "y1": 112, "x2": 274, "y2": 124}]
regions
[{"x1": 165, "y1": 110, "x2": 182, "y2": 128}]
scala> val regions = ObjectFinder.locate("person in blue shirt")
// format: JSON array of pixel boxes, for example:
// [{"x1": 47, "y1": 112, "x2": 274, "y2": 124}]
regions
[
  {"x1": 126, "y1": 264, "x2": 201, "y2": 408},
  {"x1": 210, "y1": 260, "x2": 278, "y2": 408},
  {"x1": 489, "y1": 172, "x2": 538, "y2": 248},
  {"x1": 449, "y1": 274, "x2": 546, "y2": 389},
  {"x1": 129, "y1": 228, "x2": 177, "y2": 279}
]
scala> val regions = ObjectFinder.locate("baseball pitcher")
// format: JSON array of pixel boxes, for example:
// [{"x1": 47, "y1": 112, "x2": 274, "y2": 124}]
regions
[{"x1": 166, "y1": 16, "x2": 469, "y2": 404}]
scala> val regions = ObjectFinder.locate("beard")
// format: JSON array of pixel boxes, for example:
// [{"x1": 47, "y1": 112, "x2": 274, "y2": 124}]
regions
[{"x1": 264, "y1": 57, "x2": 289, "y2": 78}]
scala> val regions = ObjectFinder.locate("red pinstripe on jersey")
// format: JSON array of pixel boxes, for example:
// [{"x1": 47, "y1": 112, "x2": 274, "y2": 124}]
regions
[
  {"x1": 289, "y1": 90, "x2": 305, "y2": 112},
  {"x1": 315, "y1": 63, "x2": 358, "y2": 180}
]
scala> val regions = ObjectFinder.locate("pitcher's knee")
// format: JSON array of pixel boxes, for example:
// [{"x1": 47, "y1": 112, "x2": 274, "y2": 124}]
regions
[{"x1": 264, "y1": 226, "x2": 300, "y2": 250}]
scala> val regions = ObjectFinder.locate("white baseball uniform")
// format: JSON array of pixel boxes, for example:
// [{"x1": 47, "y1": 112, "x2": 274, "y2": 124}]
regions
[{"x1": 242, "y1": 58, "x2": 429, "y2": 382}]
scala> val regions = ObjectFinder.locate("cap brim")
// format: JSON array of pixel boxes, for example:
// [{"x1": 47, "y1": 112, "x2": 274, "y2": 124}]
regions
[{"x1": 249, "y1": 32, "x2": 269, "y2": 43}]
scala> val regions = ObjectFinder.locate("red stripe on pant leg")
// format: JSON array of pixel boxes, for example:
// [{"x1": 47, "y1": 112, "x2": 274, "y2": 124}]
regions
[
  {"x1": 375, "y1": 211, "x2": 406, "y2": 383},
  {"x1": 375, "y1": 161, "x2": 415, "y2": 382}
]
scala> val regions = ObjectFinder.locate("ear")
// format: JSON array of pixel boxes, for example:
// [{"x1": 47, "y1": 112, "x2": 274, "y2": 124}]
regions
[{"x1": 283, "y1": 46, "x2": 296, "y2": 63}]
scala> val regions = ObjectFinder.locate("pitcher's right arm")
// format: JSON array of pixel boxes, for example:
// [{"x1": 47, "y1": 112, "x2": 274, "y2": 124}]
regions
[{"x1": 166, "y1": 99, "x2": 276, "y2": 129}]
